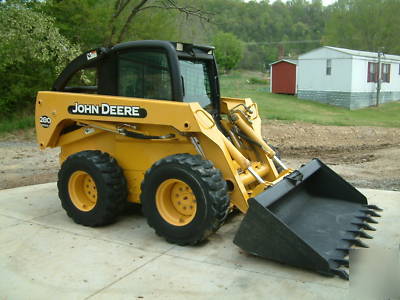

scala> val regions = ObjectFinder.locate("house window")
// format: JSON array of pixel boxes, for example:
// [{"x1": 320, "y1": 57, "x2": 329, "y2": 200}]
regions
[
  {"x1": 326, "y1": 59, "x2": 332, "y2": 75},
  {"x1": 381, "y1": 63, "x2": 391, "y2": 83},
  {"x1": 367, "y1": 62, "x2": 378, "y2": 82}
]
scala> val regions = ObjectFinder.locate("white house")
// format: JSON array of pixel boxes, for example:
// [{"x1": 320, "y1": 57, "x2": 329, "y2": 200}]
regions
[{"x1": 297, "y1": 46, "x2": 400, "y2": 109}]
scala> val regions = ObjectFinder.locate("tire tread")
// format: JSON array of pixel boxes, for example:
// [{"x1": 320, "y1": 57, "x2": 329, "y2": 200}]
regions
[
  {"x1": 141, "y1": 153, "x2": 230, "y2": 245},
  {"x1": 58, "y1": 150, "x2": 127, "y2": 227}
]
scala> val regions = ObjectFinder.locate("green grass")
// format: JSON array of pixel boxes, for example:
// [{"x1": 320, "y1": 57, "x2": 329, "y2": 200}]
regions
[
  {"x1": 220, "y1": 70, "x2": 400, "y2": 127},
  {"x1": 0, "y1": 113, "x2": 35, "y2": 135},
  {"x1": 0, "y1": 70, "x2": 399, "y2": 135}
]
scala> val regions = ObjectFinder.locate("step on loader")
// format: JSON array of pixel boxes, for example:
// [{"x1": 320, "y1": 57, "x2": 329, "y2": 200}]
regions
[{"x1": 35, "y1": 40, "x2": 381, "y2": 279}]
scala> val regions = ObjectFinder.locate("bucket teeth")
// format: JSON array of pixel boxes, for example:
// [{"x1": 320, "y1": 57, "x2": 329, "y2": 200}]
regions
[
  {"x1": 352, "y1": 222, "x2": 376, "y2": 231},
  {"x1": 331, "y1": 269, "x2": 349, "y2": 280},
  {"x1": 333, "y1": 258, "x2": 349, "y2": 267},
  {"x1": 336, "y1": 247, "x2": 350, "y2": 254},
  {"x1": 348, "y1": 230, "x2": 373, "y2": 239},
  {"x1": 233, "y1": 159, "x2": 383, "y2": 281},
  {"x1": 356, "y1": 216, "x2": 378, "y2": 224},
  {"x1": 361, "y1": 209, "x2": 381, "y2": 217},
  {"x1": 366, "y1": 204, "x2": 383, "y2": 211},
  {"x1": 343, "y1": 238, "x2": 369, "y2": 248}
]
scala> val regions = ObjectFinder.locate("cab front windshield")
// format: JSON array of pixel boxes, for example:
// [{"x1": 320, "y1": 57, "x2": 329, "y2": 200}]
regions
[{"x1": 179, "y1": 60, "x2": 213, "y2": 109}]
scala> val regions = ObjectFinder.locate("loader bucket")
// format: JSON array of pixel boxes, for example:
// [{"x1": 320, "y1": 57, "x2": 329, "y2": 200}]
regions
[{"x1": 233, "y1": 159, "x2": 381, "y2": 279}]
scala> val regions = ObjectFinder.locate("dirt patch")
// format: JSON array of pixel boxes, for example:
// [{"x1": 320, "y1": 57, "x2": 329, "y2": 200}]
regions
[
  {"x1": 263, "y1": 121, "x2": 400, "y2": 191},
  {"x1": 0, "y1": 123, "x2": 399, "y2": 191},
  {"x1": 0, "y1": 142, "x2": 59, "y2": 190}
]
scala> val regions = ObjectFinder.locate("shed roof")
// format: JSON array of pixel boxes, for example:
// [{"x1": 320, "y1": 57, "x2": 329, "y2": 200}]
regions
[{"x1": 270, "y1": 59, "x2": 298, "y2": 66}]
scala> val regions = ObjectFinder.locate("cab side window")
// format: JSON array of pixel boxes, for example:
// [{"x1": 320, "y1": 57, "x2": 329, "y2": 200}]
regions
[
  {"x1": 118, "y1": 51, "x2": 172, "y2": 100},
  {"x1": 64, "y1": 68, "x2": 98, "y2": 94}
]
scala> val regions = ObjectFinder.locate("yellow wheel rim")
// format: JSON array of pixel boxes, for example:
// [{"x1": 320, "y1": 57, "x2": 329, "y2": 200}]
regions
[
  {"x1": 156, "y1": 179, "x2": 197, "y2": 226},
  {"x1": 68, "y1": 171, "x2": 98, "y2": 212}
]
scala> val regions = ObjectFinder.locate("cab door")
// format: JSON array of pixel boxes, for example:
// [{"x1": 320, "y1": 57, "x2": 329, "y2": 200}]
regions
[{"x1": 117, "y1": 50, "x2": 173, "y2": 101}]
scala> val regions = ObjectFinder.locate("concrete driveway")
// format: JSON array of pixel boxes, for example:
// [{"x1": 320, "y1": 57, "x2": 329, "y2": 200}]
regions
[{"x1": 0, "y1": 183, "x2": 399, "y2": 299}]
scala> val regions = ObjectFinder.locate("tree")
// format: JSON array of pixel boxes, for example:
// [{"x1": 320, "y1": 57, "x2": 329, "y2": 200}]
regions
[
  {"x1": 0, "y1": 2, "x2": 80, "y2": 115},
  {"x1": 43, "y1": 0, "x2": 211, "y2": 48},
  {"x1": 197, "y1": 0, "x2": 326, "y2": 70},
  {"x1": 324, "y1": 0, "x2": 400, "y2": 54},
  {"x1": 213, "y1": 32, "x2": 244, "y2": 72},
  {"x1": 41, "y1": 0, "x2": 112, "y2": 49},
  {"x1": 107, "y1": 0, "x2": 211, "y2": 45}
]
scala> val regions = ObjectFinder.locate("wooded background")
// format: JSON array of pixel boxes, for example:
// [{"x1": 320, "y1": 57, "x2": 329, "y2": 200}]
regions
[{"x1": 1, "y1": 0, "x2": 399, "y2": 116}]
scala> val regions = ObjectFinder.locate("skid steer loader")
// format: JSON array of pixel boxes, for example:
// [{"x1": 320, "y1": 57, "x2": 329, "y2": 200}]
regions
[{"x1": 35, "y1": 40, "x2": 381, "y2": 279}]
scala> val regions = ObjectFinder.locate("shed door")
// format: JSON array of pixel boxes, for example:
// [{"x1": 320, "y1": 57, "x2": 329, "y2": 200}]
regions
[{"x1": 272, "y1": 62, "x2": 296, "y2": 95}]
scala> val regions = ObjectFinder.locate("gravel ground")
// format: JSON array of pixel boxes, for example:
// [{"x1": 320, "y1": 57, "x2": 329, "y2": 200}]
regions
[
  {"x1": 0, "y1": 123, "x2": 399, "y2": 191},
  {"x1": 263, "y1": 121, "x2": 400, "y2": 191}
]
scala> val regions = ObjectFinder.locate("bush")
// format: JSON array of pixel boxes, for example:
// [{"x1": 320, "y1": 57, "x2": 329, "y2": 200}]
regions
[
  {"x1": 0, "y1": 3, "x2": 80, "y2": 116},
  {"x1": 213, "y1": 32, "x2": 244, "y2": 72}
]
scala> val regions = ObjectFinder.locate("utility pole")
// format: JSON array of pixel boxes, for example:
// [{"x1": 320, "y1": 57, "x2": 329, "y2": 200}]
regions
[{"x1": 376, "y1": 50, "x2": 383, "y2": 107}]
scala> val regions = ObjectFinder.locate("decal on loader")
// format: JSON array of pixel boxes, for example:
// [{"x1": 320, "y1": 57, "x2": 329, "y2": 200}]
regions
[{"x1": 36, "y1": 40, "x2": 381, "y2": 279}]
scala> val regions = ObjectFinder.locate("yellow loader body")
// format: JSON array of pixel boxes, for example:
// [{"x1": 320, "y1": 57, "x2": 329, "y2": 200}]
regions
[
  {"x1": 36, "y1": 91, "x2": 284, "y2": 213},
  {"x1": 35, "y1": 40, "x2": 381, "y2": 279}
]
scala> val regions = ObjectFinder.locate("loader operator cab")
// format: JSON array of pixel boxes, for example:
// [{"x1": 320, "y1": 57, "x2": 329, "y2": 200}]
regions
[
  {"x1": 53, "y1": 40, "x2": 220, "y2": 115},
  {"x1": 37, "y1": 39, "x2": 382, "y2": 281}
]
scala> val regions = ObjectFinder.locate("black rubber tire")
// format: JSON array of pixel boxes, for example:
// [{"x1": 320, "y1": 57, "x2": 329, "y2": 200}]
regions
[
  {"x1": 58, "y1": 150, "x2": 128, "y2": 227},
  {"x1": 141, "y1": 154, "x2": 230, "y2": 246}
]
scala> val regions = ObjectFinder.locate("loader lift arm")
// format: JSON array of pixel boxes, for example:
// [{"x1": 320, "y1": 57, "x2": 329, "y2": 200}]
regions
[{"x1": 35, "y1": 40, "x2": 382, "y2": 280}]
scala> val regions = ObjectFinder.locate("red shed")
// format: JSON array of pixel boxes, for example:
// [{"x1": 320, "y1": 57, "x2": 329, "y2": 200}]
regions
[{"x1": 270, "y1": 59, "x2": 298, "y2": 95}]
